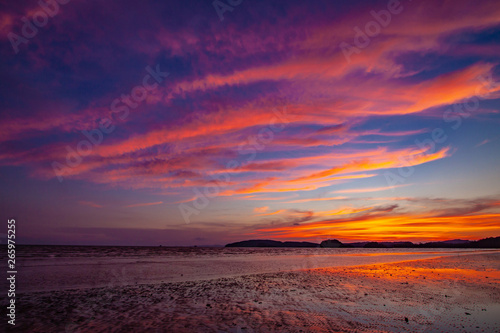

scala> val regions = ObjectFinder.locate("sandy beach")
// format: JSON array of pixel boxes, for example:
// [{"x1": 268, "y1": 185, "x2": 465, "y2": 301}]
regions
[
  {"x1": 5, "y1": 251, "x2": 499, "y2": 332},
  {"x1": 10, "y1": 247, "x2": 485, "y2": 293},
  {"x1": 3, "y1": 0, "x2": 500, "y2": 332}
]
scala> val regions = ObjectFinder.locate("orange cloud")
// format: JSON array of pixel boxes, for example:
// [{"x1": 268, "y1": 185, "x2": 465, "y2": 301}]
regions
[
  {"x1": 293, "y1": 147, "x2": 451, "y2": 183},
  {"x1": 249, "y1": 209, "x2": 500, "y2": 243},
  {"x1": 332, "y1": 185, "x2": 409, "y2": 194},
  {"x1": 284, "y1": 196, "x2": 347, "y2": 204},
  {"x1": 125, "y1": 201, "x2": 163, "y2": 208},
  {"x1": 257, "y1": 209, "x2": 287, "y2": 216},
  {"x1": 254, "y1": 206, "x2": 269, "y2": 213},
  {"x1": 314, "y1": 206, "x2": 375, "y2": 217}
]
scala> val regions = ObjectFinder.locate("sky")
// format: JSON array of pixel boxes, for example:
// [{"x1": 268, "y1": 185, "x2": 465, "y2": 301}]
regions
[{"x1": 0, "y1": 0, "x2": 499, "y2": 246}]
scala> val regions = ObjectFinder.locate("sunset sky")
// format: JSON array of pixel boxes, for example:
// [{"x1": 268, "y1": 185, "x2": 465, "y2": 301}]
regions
[{"x1": 1, "y1": 0, "x2": 499, "y2": 246}]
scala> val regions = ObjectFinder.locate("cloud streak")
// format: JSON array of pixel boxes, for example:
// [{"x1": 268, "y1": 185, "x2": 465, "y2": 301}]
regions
[{"x1": 1, "y1": 0, "x2": 499, "y2": 245}]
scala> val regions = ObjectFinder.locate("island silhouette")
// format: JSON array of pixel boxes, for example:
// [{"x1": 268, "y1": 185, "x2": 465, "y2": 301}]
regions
[{"x1": 225, "y1": 236, "x2": 500, "y2": 248}]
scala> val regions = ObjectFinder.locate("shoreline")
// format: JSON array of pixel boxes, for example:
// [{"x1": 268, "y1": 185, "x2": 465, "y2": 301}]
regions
[
  {"x1": 10, "y1": 249, "x2": 500, "y2": 293},
  {"x1": 5, "y1": 252, "x2": 500, "y2": 332}
]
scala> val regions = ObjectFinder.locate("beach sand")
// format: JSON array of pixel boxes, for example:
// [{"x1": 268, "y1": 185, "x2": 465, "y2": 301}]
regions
[{"x1": 7, "y1": 252, "x2": 500, "y2": 332}]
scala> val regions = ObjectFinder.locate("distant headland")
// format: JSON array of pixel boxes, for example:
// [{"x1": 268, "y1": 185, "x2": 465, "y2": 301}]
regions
[{"x1": 225, "y1": 236, "x2": 500, "y2": 248}]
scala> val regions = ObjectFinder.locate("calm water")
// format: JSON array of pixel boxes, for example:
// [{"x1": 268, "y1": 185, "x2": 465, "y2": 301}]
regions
[
  {"x1": 4, "y1": 245, "x2": 496, "y2": 293},
  {"x1": 8, "y1": 244, "x2": 490, "y2": 259}
]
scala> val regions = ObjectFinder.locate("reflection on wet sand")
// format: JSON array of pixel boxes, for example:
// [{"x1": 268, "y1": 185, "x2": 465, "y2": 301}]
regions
[{"x1": 10, "y1": 252, "x2": 500, "y2": 332}]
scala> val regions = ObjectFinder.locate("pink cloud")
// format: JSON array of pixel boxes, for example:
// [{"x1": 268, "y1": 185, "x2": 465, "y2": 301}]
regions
[
  {"x1": 78, "y1": 201, "x2": 103, "y2": 208},
  {"x1": 125, "y1": 201, "x2": 163, "y2": 208}
]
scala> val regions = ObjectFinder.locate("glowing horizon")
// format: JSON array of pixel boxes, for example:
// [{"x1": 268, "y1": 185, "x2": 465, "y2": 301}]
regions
[{"x1": 0, "y1": 0, "x2": 499, "y2": 246}]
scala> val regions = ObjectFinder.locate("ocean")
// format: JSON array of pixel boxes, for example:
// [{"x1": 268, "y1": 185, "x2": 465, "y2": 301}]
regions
[{"x1": 3, "y1": 245, "x2": 490, "y2": 293}]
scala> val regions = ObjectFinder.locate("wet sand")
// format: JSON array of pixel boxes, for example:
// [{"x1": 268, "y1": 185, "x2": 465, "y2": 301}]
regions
[
  {"x1": 13, "y1": 249, "x2": 486, "y2": 293},
  {"x1": 6, "y1": 252, "x2": 500, "y2": 332}
]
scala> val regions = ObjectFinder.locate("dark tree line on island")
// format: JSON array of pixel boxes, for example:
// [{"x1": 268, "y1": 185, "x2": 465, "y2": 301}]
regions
[{"x1": 225, "y1": 236, "x2": 500, "y2": 248}]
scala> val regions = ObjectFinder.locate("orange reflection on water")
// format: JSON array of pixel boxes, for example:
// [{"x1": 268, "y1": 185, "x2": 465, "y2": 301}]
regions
[{"x1": 316, "y1": 261, "x2": 500, "y2": 284}]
